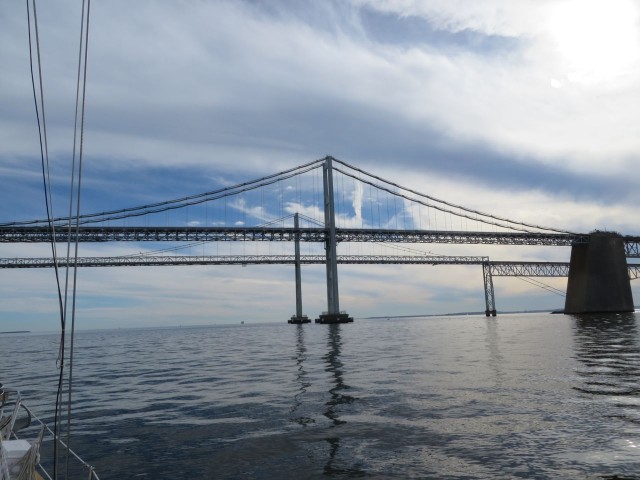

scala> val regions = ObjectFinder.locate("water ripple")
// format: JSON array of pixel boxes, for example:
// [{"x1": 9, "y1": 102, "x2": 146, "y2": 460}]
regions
[{"x1": 1, "y1": 314, "x2": 639, "y2": 478}]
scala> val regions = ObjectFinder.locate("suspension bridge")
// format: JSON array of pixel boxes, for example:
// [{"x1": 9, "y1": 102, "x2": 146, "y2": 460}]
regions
[{"x1": 1, "y1": 156, "x2": 639, "y2": 322}]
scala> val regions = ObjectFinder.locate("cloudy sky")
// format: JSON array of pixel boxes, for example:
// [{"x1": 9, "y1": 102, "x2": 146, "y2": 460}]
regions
[{"x1": 1, "y1": 0, "x2": 639, "y2": 330}]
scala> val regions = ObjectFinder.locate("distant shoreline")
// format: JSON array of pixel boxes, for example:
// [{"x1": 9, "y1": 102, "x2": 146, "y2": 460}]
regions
[
  {"x1": 364, "y1": 309, "x2": 557, "y2": 319},
  {"x1": 0, "y1": 331, "x2": 30, "y2": 334}
]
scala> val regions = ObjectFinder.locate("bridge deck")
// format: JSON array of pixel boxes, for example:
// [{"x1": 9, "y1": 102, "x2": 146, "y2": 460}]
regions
[
  {"x1": 1, "y1": 255, "x2": 638, "y2": 278},
  {"x1": 0, "y1": 226, "x2": 590, "y2": 246}
]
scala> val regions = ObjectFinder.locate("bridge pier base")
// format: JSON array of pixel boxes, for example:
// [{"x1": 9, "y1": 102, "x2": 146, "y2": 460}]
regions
[
  {"x1": 289, "y1": 315, "x2": 311, "y2": 324},
  {"x1": 564, "y1": 232, "x2": 634, "y2": 314},
  {"x1": 315, "y1": 312, "x2": 354, "y2": 324}
]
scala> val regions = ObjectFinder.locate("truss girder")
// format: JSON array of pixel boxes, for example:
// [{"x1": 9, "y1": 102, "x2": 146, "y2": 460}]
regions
[
  {"x1": 0, "y1": 255, "x2": 489, "y2": 268},
  {"x1": 1, "y1": 255, "x2": 638, "y2": 280},
  {"x1": 0, "y1": 226, "x2": 327, "y2": 243},
  {"x1": 625, "y1": 238, "x2": 640, "y2": 258},
  {"x1": 0, "y1": 226, "x2": 588, "y2": 246},
  {"x1": 489, "y1": 262, "x2": 570, "y2": 277},
  {"x1": 335, "y1": 229, "x2": 586, "y2": 246}
]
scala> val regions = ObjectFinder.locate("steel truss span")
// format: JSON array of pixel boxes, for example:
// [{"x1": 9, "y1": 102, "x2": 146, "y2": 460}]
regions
[
  {"x1": 1, "y1": 255, "x2": 638, "y2": 279},
  {"x1": 489, "y1": 262, "x2": 569, "y2": 277},
  {"x1": 0, "y1": 255, "x2": 489, "y2": 268},
  {"x1": 625, "y1": 238, "x2": 640, "y2": 258},
  {"x1": 336, "y1": 229, "x2": 586, "y2": 246},
  {"x1": 0, "y1": 226, "x2": 590, "y2": 246}
]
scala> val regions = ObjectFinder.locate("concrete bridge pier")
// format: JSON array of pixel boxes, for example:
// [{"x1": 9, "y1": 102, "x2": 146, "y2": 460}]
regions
[
  {"x1": 288, "y1": 213, "x2": 310, "y2": 324},
  {"x1": 564, "y1": 232, "x2": 634, "y2": 314}
]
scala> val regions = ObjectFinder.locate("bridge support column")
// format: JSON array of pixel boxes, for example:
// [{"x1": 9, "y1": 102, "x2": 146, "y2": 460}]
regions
[
  {"x1": 564, "y1": 232, "x2": 634, "y2": 314},
  {"x1": 289, "y1": 213, "x2": 310, "y2": 324},
  {"x1": 482, "y1": 261, "x2": 497, "y2": 316},
  {"x1": 316, "y1": 157, "x2": 353, "y2": 324}
]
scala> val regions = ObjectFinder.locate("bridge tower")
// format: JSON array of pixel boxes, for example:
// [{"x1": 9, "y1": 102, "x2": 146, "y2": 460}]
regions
[
  {"x1": 482, "y1": 261, "x2": 497, "y2": 316},
  {"x1": 316, "y1": 156, "x2": 353, "y2": 324},
  {"x1": 288, "y1": 213, "x2": 310, "y2": 324},
  {"x1": 564, "y1": 231, "x2": 634, "y2": 314}
]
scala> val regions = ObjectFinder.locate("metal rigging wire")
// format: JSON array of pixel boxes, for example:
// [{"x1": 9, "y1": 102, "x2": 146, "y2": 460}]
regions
[
  {"x1": 64, "y1": 1, "x2": 91, "y2": 476},
  {"x1": 26, "y1": 0, "x2": 92, "y2": 476},
  {"x1": 25, "y1": 2, "x2": 68, "y2": 477}
]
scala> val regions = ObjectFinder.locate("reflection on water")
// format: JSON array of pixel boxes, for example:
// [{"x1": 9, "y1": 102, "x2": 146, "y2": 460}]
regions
[
  {"x1": 4, "y1": 315, "x2": 640, "y2": 478},
  {"x1": 571, "y1": 313, "x2": 640, "y2": 426},
  {"x1": 322, "y1": 324, "x2": 361, "y2": 477},
  {"x1": 290, "y1": 325, "x2": 313, "y2": 426},
  {"x1": 484, "y1": 317, "x2": 505, "y2": 388}
]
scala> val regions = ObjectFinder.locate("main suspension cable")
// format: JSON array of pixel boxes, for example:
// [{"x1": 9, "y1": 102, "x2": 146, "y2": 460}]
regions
[
  {"x1": 333, "y1": 166, "x2": 534, "y2": 233},
  {"x1": 1, "y1": 159, "x2": 324, "y2": 226},
  {"x1": 331, "y1": 157, "x2": 577, "y2": 235}
]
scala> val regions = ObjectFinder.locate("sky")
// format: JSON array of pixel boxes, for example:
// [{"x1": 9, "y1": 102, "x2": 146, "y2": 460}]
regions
[{"x1": 1, "y1": 0, "x2": 639, "y2": 330}]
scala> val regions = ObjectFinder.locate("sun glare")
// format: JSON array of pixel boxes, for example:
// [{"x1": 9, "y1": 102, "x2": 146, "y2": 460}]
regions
[{"x1": 549, "y1": 0, "x2": 640, "y2": 84}]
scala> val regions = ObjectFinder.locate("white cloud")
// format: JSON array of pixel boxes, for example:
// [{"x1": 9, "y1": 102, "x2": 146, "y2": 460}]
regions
[
  {"x1": 5, "y1": 0, "x2": 639, "y2": 175},
  {"x1": 352, "y1": 181, "x2": 364, "y2": 225},
  {"x1": 229, "y1": 198, "x2": 277, "y2": 224},
  {"x1": 355, "y1": 0, "x2": 554, "y2": 37}
]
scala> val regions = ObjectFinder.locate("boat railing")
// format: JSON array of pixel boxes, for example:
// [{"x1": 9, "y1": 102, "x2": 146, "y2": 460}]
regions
[{"x1": 1, "y1": 388, "x2": 100, "y2": 480}]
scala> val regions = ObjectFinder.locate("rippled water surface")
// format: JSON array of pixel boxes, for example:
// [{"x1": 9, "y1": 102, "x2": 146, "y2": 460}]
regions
[{"x1": 2, "y1": 313, "x2": 640, "y2": 479}]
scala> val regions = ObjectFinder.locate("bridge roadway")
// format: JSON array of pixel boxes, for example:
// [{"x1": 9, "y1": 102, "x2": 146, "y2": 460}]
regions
[
  {"x1": 1, "y1": 226, "x2": 637, "y2": 256},
  {"x1": 1, "y1": 254, "x2": 638, "y2": 279},
  {"x1": 0, "y1": 226, "x2": 591, "y2": 245}
]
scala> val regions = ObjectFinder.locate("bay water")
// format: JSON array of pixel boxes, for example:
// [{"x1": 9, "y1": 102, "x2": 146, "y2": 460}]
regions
[{"x1": 2, "y1": 313, "x2": 639, "y2": 478}]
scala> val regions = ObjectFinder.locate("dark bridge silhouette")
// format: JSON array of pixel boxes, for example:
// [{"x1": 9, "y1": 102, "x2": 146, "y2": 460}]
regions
[{"x1": 1, "y1": 156, "x2": 638, "y2": 322}]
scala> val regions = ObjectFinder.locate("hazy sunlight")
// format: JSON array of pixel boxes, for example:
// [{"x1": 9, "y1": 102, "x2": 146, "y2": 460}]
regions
[{"x1": 549, "y1": 0, "x2": 640, "y2": 84}]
